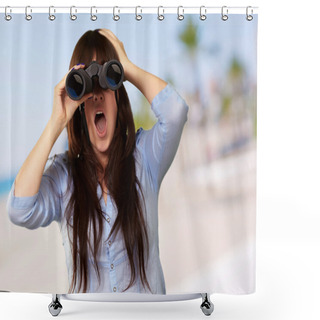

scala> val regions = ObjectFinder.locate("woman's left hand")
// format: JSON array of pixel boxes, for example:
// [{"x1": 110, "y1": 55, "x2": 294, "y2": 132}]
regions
[
  {"x1": 98, "y1": 28, "x2": 167, "y2": 104},
  {"x1": 98, "y1": 29, "x2": 132, "y2": 81}
]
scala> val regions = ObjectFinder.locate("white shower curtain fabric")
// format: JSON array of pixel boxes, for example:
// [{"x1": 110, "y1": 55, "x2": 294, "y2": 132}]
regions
[{"x1": 0, "y1": 12, "x2": 257, "y2": 295}]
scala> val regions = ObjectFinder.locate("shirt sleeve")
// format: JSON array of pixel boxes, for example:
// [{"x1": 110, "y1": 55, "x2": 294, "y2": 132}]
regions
[
  {"x1": 6, "y1": 153, "x2": 67, "y2": 230},
  {"x1": 138, "y1": 83, "x2": 189, "y2": 190}
]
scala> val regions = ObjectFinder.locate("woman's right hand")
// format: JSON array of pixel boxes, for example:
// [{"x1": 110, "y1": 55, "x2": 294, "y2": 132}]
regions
[
  {"x1": 51, "y1": 63, "x2": 93, "y2": 133},
  {"x1": 13, "y1": 64, "x2": 93, "y2": 198}
]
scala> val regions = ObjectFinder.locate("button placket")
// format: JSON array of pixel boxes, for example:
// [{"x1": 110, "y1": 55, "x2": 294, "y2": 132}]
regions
[
  {"x1": 109, "y1": 258, "x2": 118, "y2": 292},
  {"x1": 106, "y1": 189, "x2": 112, "y2": 227},
  {"x1": 104, "y1": 189, "x2": 112, "y2": 246},
  {"x1": 106, "y1": 189, "x2": 112, "y2": 219},
  {"x1": 103, "y1": 190, "x2": 118, "y2": 293}
]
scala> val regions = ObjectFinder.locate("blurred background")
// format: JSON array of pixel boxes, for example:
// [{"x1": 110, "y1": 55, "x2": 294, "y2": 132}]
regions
[{"x1": 0, "y1": 13, "x2": 257, "y2": 294}]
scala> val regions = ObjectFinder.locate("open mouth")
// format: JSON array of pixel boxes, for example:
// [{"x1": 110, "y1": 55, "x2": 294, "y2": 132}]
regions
[{"x1": 94, "y1": 111, "x2": 107, "y2": 137}]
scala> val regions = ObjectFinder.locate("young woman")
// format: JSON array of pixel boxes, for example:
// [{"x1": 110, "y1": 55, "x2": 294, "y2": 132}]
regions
[{"x1": 7, "y1": 29, "x2": 188, "y2": 294}]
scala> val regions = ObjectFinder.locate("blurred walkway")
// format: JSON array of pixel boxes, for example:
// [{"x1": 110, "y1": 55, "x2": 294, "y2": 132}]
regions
[
  {"x1": 159, "y1": 124, "x2": 256, "y2": 292},
  {"x1": 0, "y1": 196, "x2": 68, "y2": 293}
]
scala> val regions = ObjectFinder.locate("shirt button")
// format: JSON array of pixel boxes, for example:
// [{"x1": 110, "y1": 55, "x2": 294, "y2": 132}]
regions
[
  {"x1": 110, "y1": 264, "x2": 114, "y2": 270},
  {"x1": 107, "y1": 218, "x2": 110, "y2": 223},
  {"x1": 113, "y1": 287, "x2": 117, "y2": 292},
  {"x1": 108, "y1": 240, "x2": 112, "y2": 246}
]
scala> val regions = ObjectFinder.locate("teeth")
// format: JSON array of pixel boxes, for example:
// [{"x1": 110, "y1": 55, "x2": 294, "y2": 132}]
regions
[{"x1": 96, "y1": 112, "x2": 103, "y2": 115}]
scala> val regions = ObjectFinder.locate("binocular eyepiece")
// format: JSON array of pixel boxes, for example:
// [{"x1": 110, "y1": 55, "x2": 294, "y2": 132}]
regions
[{"x1": 65, "y1": 60, "x2": 124, "y2": 101}]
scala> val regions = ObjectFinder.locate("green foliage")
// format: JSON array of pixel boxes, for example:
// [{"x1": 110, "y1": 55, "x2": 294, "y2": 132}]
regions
[
  {"x1": 179, "y1": 17, "x2": 198, "y2": 53},
  {"x1": 229, "y1": 57, "x2": 244, "y2": 79},
  {"x1": 133, "y1": 94, "x2": 157, "y2": 131},
  {"x1": 221, "y1": 95, "x2": 232, "y2": 117}
]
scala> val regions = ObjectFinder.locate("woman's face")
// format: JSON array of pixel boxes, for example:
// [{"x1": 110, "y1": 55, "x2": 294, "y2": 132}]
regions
[{"x1": 84, "y1": 74, "x2": 118, "y2": 160}]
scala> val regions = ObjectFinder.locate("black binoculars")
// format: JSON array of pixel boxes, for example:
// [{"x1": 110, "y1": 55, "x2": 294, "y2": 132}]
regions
[{"x1": 65, "y1": 60, "x2": 124, "y2": 101}]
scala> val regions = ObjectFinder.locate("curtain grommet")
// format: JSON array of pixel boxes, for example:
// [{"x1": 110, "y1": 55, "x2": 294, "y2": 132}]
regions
[
  {"x1": 246, "y1": 6, "x2": 253, "y2": 21},
  {"x1": 200, "y1": 6, "x2": 207, "y2": 21},
  {"x1": 135, "y1": 6, "x2": 142, "y2": 21},
  {"x1": 5, "y1": 6, "x2": 12, "y2": 21},
  {"x1": 91, "y1": 6, "x2": 97, "y2": 21},
  {"x1": 70, "y1": 6, "x2": 77, "y2": 21},
  {"x1": 113, "y1": 6, "x2": 120, "y2": 21},
  {"x1": 49, "y1": 6, "x2": 56, "y2": 21},
  {"x1": 177, "y1": 6, "x2": 184, "y2": 21},
  {"x1": 25, "y1": 6, "x2": 32, "y2": 21},
  {"x1": 158, "y1": 6, "x2": 164, "y2": 21},
  {"x1": 221, "y1": 6, "x2": 228, "y2": 21}
]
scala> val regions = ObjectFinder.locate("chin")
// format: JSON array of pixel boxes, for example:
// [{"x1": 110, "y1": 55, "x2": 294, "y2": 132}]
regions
[
  {"x1": 94, "y1": 141, "x2": 109, "y2": 154},
  {"x1": 93, "y1": 134, "x2": 114, "y2": 154}
]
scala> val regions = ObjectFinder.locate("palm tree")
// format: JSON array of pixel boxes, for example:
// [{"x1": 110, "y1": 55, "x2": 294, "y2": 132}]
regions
[{"x1": 179, "y1": 16, "x2": 205, "y2": 126}]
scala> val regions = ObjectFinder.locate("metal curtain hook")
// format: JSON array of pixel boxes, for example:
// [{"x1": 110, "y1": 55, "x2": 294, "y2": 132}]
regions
[
  {"x1": 200, "y1": 6, "x2": 207, "y2": 21},
  {"x1": 91, "y1": 6, "x2": 97, "y2": 21},
  {"x1": 113, "y1": 6, "x2": 120, "y2": 21},
  {"x1": 158, "y1": 6, "x2": 164, "y2": 21},
  {"x1": 70, "y1": 6, "x2": 77, "y2": 21},
  {"x1": 49, "y1": 6, "x2": 56, "y2": 21},
  {"x1": 246, "y1": 6, "x2": 253, "y2": 21},
  {"x1": 135, "y1": 6, "x2": 142, "y2": 21},
  {"x1": 25, "y1": 6, "x2": 32, "y2": 21},
  {"x1": 177, "y1": 6, "x2": 184, "y2": 21},
  {"x1": 5, "y1": 6, "x2": 12, "y2": 21},
  {"x1": 221, "y1": 6, "x2": 228, "y2": 21}
]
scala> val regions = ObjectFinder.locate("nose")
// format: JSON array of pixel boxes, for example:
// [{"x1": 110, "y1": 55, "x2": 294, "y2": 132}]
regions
[
  {"x1": 93, "y1": 90, "x2": 104, "y2": 102},
  {"x1": 92, "y1": 81, "x2": 105, "y2": 102}
]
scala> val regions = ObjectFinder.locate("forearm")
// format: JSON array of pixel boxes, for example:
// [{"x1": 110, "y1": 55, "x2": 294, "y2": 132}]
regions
[
  {"x1": 14, "y1": 118, "x2": 63, "y2": 197},
  {"x1": 125, "y1": 61, "x2": 167, "y2": 105}
]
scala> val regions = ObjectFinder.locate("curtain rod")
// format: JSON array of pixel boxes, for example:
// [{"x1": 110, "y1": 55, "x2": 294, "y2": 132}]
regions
[{"x1": 0, "y1": 6, "x2": 259, "y2": 15}]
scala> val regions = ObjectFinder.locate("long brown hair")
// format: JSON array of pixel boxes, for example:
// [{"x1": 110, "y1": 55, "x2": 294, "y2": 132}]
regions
[{"x1": 65, "y1": 29, "x2": 150, "y2": 293}]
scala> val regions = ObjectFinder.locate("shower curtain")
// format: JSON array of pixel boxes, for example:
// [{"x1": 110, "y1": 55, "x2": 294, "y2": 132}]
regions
[{"x1": 0, "y1": 8, "x2": 257, "y2": 295}]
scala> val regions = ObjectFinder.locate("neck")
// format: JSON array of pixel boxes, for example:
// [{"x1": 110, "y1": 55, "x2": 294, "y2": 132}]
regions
[{"x1": 94, "y1": 149, "x2": 109, "y2": 179}]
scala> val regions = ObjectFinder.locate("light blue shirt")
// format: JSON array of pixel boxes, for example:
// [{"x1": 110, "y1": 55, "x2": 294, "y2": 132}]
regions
[{"x1": 7, "y1": 83, "x2": 188, "y2": 294}]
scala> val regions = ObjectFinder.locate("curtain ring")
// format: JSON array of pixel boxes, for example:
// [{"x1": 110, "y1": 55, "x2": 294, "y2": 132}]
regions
[
  {"x1": 25, "y1": 6, "x2": 32, "y2": 21},
  {"x1": 113, "y1": 6, "x2": 120, "y2": 21},
  {"x1": 70, "y1": 6, "x2": 77, "y2": 21},
  {"x1": 200, "y1": 6, "x2": 207, "y2": 21},
  {"x1": 246, "y1": 6, "x2": 253, "y2": 21},
  {"x1": 177, "y1": 6, "x2": 184, "y2": 21},
  {"x1": 135, "y1": 6, "x2": 142, "y2": 21},
  {"x1": 49, "y1": 6, "x2": 56, "y2": 21},
  {"x1": 157, "y1": 6, "x2": 164, "y2": 21},
  {"x1": 91, "y1": 6, "x2": 97, "y2": 21},
  {"x1": 221, "y1": 6, "x2": 228, "y2": 21},
  {"x1": 5, "y1": 6, "x2": 12, "y2": 21}
]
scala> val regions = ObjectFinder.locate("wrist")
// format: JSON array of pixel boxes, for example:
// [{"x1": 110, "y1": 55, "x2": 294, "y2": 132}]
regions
[
  {"x1": 47, "y1": 116, "x2": 64, "y2": 143},
  {"x1": 124, "y1": 60, "x2": 140, "y2": 84}
]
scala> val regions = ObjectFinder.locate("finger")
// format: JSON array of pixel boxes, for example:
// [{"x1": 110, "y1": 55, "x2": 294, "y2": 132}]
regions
[
  {"x1": 99, "y1": 29, "x2": 117, "y2": 42},
  {"x1": 100, "y1": 31, "x2": 124, "y2": 59},
  {"x1": 55, "y1": 64, "x2": 86, "y2": 93},
  {"x1": 78, "y1": 92, "x2": 94, "y2": 106},
  {"x1": 105, "y1": 29, "x2": 117, "y2": 39},
  {"x1": 98, "y1": 28, "x2": 106, "y2": 34},
  {"x1": 98, "y1": 28, "x2": 109, "y2": 38},
  {"x1": 98, "y1": 28, "x2": 112, "y2": 36},
  {"x1": 65, "y1": 91, "x2": 93, "y2": 114},
  {"x1": 56, "y1": 65, "x2": 81, "y2": 92}
]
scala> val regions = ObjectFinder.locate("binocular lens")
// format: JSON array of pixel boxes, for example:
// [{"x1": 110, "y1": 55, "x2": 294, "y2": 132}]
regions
[
  {"x1": 65, "y1": 60, "x2": 124, "y2": 101},
  {"x1": 106, "y1": 63, "x2": 122, "y2": 88},
  {"x1": 66, "y1": 73, "x2": 84, "y2": 100}
]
